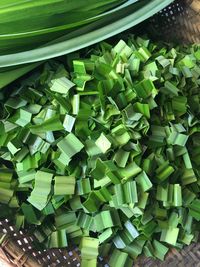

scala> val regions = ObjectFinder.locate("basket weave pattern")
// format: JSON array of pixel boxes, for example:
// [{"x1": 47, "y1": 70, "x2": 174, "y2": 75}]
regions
[
  {"x1": 149, "y1": 0, "x2": 200, "y2": 43},
  {"x1": 0, "y1": 220, "x2": 80, "y2": 267}
]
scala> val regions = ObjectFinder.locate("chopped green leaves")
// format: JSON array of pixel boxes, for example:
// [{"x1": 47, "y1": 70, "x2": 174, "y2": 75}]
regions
[{"x1": 1, "y1": 36, "x2": 200, "y2": 267}]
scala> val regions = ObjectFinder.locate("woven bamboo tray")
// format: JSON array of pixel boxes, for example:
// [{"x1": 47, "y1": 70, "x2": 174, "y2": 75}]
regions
[
  {"x1": 147, "y1": 0, "x2": 200, "y2": 43},
  {"x1": 0, "y1": 0, "x2": 200, "y2": 266}
]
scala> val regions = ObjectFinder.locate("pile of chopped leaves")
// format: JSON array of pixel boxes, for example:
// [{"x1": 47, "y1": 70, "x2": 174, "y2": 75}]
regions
[{"x1": 0, "y1": 35, "x2": 200, "y2": 267}]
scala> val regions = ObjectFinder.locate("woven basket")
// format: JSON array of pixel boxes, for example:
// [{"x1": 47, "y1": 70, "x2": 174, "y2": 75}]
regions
[
  {"x1": 0, "y1": 0, "x2": 200, "y2": 267},
  {"x1": 147, "y1": 0, "x2": 200, "y2": 43}
]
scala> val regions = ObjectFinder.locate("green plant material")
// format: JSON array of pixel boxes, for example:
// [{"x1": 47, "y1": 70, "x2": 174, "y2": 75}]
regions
[
  {"x1": 48, "y1": 229, "x2": 68, "y2": 248},
  {"x1": 50, "y1": 77, "x2": 75, "y2": 94},
  {"x1": 1, "y1": 36, "x2": 200, "y2": 267},
  {"x1": 8, "y1": 108, "x2": 32, "y2": 127},
  {"x1": 109, "y1": 249, "x2": 132, "y2": 267},
  {"x1": 57, "y1": 133, "x2": 84, "y2": 164},
  {"x1": 77, "y1": 178, "x2": 91, "y2": 195},
  {"x1": 0, "y1": 63, "x2": 40, "y2": 89},
  {"x1": 63, "y1": 114, "x2": 76, "y2": 132},
  {"x1": 95, "y1": 133, "x2": 111, "y2": 153},
  {"x1": 80, "y1": 237, "x2": 99, "y2": 267},
  {"x1": 28, "y1": 171, "x2": 53, "y2": 210},
  {"x1": 160, "y1": 227, "x2": 179, "y2": 246},
  {"x1": 155, "y1": 161, "x2": 175, "y2": 182},
  {"x1": 135, "y1": 171, "x2": 152, "y2": 192},
  {"x1": 21, "y1": 203, "x2": 41, "y2": 225},
  {"x1": 94, "y1": 210, "x2": 120, "y2": 231},
  {"x1": 0, "y1": 0, "x2": 174, "y2": 68},
  {"x1": 54, "y1": 176, "x2": 76, "y2": 195},
  {"x1": 189, "y1": 199, "x2": 200, "y2": 221}
]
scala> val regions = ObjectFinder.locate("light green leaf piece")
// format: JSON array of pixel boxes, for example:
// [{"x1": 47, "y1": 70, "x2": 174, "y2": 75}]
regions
[
  {"x1": 134, "y1": 79, "x2": 156, "y2": 99},
  {"x1": 173, "y1": 184, "x2": 182, "y2": 207},
  {"x1": 82, "y1": 192, "x2": 101, "y2": 213},
  {"x1": 49, "y1": 229, "x2": 68, "y2": 248},
  {"x1": 95, "y1": 133, "x2": 111, "y2": 154},
  {"x1": 55, "y1": 212, "x2": 76, "y2": 229},
  {"x1": 124, "y1": 181, "x2": 138, "y2": 204},
  {"x1": 99, "y1": 228, "x2": 113, "y2": 244},
  {"x1": 80, "y1": 236, "x2": 99, "y2": 260},
  {"x1": 179, "y1": 55, "x2": 196, "y2": 69},
  {"x1": 138, "y1": 47, "x2": 151, "y2": 62},
  {"x1": 94, "y1": 187, "x2": 112, "y2": 202},
  {"x1": 16, "y1": 153, "x2": 41, "y2": 172},
  {"x1": 119, "y1": 162, "x2": 142, "y2": 183},
  {"x1": 182, "y1": 151, "x2": 192, "y2": 169},
  {"x1": 137, "y1": 192, "x2": 149, "y2": 209},
  {"x1": 77, "y1": 212, "x2": 93, "y2": 230},
  {"x1": 29, "y1": 136, "x2": 50, "y2": 155},
  {"x1": 156, "y1": 185, "x2": 168, "y2": 202},
  {"x1": 172, "y1": 96, "x2": 187, "y2": 116},
  {"x1": 160, "y1": 227, "x2": 179, "y2": 246},
  {"x1": 28, "y1": 171, "x2": 53, "y2": 211},
  {"x1": 30, "y1": 115, "x2": 64, "y2": 133},
  {"x1": 72, "y1": 94, "x2": 80, "y2": 115},
  {"x1": 63, "y1": 114, "x2": 76, "y2": 132},
  {"x1": 163, "y1": 81, "x2": 179, "y2": 96},
  {"x1": 81, "y1": 259, "x2": 97, "y2": 267},
  {"x1": 133, "y1": 102, "x2": 150, "y2": 118},
  {"x1": 113, "y1": 149, "x2": 129, "y2": 168},
  {"x1": 77, "y1": 178, "x2": 91, "y2": 195},
  {"x1": 112, "y1": 40, "x2": 132, "y2": 58},
  {"x1": 53, "y1": 152, "x2": 71, "y2": 170},
  {"x1": 50, "y1": 77, "x2": 75, "y2": 94},
  {"x1": 94, "y1": 210, "x2": 115, "y2": 231},
  {"x1": 124, "y1": 220, "x2": 139, "y2": 239},
  {"x1": 54, "y1": 176, "x2": 76, "y2": 195},
  {"x1": 181, "y1": 233, "x2": 194, "y2": 245},
  {"x1": 135, "y1": 171, "x2": 152, "y2": 192},
  {"x1": 113, "y1": 184, "x2": 126, "y2": 206},
  {"x1": 143, "y1": 61, "x2": 158, "y2": 81},
  {"x1": 90, "y1": 159, "x2": 116, "y2": 181},
  {"x1": 57, "y1": 133, "x2": 84, "y2": 161},
  {"x1": 156, "y1": 161, "x2": 174, "y2": 182},
  {"x1": 167, "y1": 132, "x2": 188, "y2": 147},
  {"x1": 156, "y1": 55, "x2": 171, "y2": 68},
  {"x1": 109, "y1": 249, "x2": 132, "y2": 267},
  {"x1": 18, "y1": 170, "x2": 36, "y2": 184},
  {"x1": 7, "y1": 138, "x2": 22, "y2": 155},
  {"x1": 85, "y1": 140, "x2": 102, "y2": 157},
  {"x1": 5, "y1": 98, "x2": 27, "y2": 110},
  {"x1": 9, "y1": 108, "x2": 32, "y2": 127},
  {"x1": 181, "y1": 169, "x2": 197, "y2": 185},
  {"x1": 73, "y1": 61, "x2": 92, "y2": 91}
]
